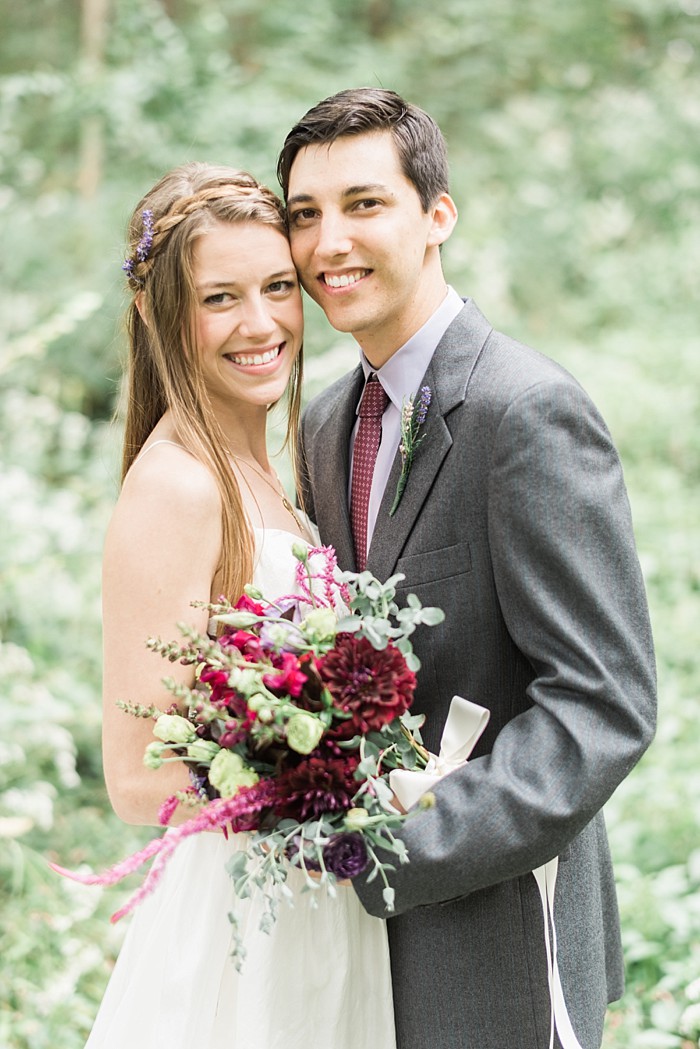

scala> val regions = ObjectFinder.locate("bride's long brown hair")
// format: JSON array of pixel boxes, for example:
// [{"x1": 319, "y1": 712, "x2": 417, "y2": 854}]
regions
[{"x1": 120, "y1": 162, "x2": 304, "y2": 603}]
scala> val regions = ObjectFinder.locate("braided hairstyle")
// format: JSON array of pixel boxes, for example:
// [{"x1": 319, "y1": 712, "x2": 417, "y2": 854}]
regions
[{"x1": 120, "y1": 162, "x2": 303, "y2": 605}]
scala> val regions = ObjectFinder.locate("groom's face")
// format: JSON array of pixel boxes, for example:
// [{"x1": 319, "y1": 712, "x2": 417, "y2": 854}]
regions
[{"x1": 286, "y1": 131, "x2": 441, "y2": 362}]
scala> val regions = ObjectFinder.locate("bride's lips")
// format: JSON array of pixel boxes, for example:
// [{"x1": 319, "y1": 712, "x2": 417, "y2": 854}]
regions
[{"x1": 224, "y1": 344, "x2": 284, "y2": 371}]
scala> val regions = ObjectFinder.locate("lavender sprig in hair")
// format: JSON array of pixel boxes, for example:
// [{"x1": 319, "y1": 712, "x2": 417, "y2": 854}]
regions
[
  {"x1": 389, "y1": 385, "x2": 431, "y2": 516},
  {"x1": 122, "y1": 209, "x2": 155, "y2": 282}
]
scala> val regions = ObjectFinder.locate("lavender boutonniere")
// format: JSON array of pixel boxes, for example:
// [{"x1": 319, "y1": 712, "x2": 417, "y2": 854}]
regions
[{"x1": 389, "y1": 385, "x2": 431, "y2": 516}]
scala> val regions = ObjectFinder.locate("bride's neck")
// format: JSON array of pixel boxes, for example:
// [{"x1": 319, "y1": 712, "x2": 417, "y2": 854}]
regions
[{"x1": 216, "y1": 405, "x2": 271, "y2": 471}]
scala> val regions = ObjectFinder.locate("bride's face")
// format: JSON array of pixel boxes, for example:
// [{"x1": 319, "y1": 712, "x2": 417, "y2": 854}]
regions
[{"x1": 191, "y1": 220, "x2": 303, "y2": 412}]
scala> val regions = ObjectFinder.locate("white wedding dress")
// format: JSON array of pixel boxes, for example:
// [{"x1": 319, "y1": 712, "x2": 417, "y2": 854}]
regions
[{"x1": 86, "y1": 528, "x2": 396, "y2": 1049}]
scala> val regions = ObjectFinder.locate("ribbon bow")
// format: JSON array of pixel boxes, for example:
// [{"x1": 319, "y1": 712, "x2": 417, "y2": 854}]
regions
[{"x1": 390, "y1": 695, "x2": 489, "y2": 811}]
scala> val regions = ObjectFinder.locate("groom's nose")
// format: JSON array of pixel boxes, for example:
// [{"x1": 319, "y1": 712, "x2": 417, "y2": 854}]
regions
[{"x1": 313, "y1": 210, "x2": 353, "y2": 260}]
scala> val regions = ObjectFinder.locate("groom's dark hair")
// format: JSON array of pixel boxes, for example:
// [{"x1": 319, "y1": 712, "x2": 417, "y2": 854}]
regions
[{"x1": 277, "y1": 88, "x2": 449, "y2": 212}]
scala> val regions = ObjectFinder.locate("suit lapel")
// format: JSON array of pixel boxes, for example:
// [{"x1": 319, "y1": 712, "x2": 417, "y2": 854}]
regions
[
  {"x1": 367, "y1": 300, "x2": 493, "y2": 581},
  {"x1": 312, "y1": 364, "x2": 364, "y2": 571}
]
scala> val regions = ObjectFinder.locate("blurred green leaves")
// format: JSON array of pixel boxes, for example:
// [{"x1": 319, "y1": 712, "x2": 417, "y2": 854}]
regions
[{"x1": 0, "y1": 1, "x2": 698, "y2": 1045}]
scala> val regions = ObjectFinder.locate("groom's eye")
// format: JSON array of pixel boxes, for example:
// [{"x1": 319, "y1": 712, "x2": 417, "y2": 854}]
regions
[{"x1": 289, "y1": 208, "x2": 317, "y2": 227}]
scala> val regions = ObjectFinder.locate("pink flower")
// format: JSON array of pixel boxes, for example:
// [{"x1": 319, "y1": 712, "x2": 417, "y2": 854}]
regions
[
  {"x1": 220, "y1": 630, "x2": 263, "y2": 660},
  {"x1": 50, "y1": 779, "x2": 279, "y2": 922},
  {"x1": 262, "y1": 651, "x2": 308, "y2": 698},
  {"x1": 234, "y1": 594, "x2": 266, "y2": 616}
]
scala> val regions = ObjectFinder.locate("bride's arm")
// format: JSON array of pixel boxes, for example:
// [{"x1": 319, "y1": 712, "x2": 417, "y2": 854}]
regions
[{"x1": 101, "y1": 446, "x2": 223, "y2": 827}]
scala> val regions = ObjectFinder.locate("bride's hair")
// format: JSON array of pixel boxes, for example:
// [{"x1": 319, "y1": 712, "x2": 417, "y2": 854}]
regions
[{"x1": 119, "y1": 162, "x2": 304, "y2": 604}]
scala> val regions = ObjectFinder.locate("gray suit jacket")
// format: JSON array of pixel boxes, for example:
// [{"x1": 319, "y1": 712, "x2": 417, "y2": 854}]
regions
[{"x1": 299, "y1": 300, "x2": 656, "y2": 1049}]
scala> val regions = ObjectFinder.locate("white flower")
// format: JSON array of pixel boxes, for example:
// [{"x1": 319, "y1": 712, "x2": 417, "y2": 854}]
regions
[
  {"x1": 153, "y1": 713, "x2": 196, "y2": 745},
  {"x1": 208, "y1": 750, "x2": 259, "y2": 798}
]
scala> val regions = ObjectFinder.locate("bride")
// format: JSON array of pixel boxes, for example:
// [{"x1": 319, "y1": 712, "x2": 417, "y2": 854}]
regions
[{"x1": 91, "y1": 162, "x2": 395, "y2": 1049}]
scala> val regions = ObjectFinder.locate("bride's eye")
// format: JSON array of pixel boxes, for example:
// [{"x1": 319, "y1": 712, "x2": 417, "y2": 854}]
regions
[
  {"x1": 267, "y1": 280, "x2": 297, "y2": 295},
  {"x1": 204, "y1": 292, "x2": 232, "y2": 306}
]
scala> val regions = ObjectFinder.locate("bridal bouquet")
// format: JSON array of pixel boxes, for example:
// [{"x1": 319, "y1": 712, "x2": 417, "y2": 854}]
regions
[{"x1": 53, "y1": 545, "x2": 443, "y2": 968}]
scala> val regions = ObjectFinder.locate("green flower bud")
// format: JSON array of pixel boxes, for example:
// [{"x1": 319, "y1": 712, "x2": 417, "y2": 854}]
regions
[
  {"x1": 214, "y1": 611, "x2": 260, "y2": 629},
  {"x1": 418, "y1": 791, "x2": 436, "y2": 810},
  {"x1": 302, "y1": 607, "x2": 337, "y2": 642},
  {"x1": 231, "y1": 667, "x2": 259, "y2": 694},
  {"x1": 344, "y1": 807, "x2": 370, "y2": 830},
  {"x1": 247, "y1": 693, "x2": 274, "y2": 723},
  {"x1": 208, "y1": 749, "x2": 259, "y2": 798},
  {"x1": 144, "y1": 741, "x2": 166, "y2": 769},
  {"x1": 186, "y1": 739, "x2": 221, "y2": 764},
  {"x1": 153, "y1": 713, "x2": 196, "y2": 745},
  {"x1": 286, "y1": 712, "x2": 325, "y2": 755},
  {"x1": 291, "y1": 541, "x2": 309, "y2": 563}
]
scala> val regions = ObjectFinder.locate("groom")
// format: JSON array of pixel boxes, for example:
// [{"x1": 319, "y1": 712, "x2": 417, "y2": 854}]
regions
[{"x1": 278, "y1": 89, "x2": 656, "y2": 1049}]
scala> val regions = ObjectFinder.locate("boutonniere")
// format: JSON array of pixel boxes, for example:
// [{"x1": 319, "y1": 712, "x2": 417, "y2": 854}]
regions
[{"x1": 389, "y1": 385, "x2": 432, "y2": 516}]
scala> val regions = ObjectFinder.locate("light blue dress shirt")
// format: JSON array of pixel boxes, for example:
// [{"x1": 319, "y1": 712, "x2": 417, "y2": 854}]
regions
[{"x1": 349, "y1": 286, "x2": 465, "y2": 549}]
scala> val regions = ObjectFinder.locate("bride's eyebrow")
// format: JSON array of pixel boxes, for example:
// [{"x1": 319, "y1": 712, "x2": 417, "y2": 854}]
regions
[{"x1": 197, "y1": 269, "x2": 297, "y2": 291}]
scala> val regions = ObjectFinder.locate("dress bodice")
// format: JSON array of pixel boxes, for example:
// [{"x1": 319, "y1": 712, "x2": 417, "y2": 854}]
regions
[{"x1": 252, "y1": 522, "x2": 320, "y2": 598}]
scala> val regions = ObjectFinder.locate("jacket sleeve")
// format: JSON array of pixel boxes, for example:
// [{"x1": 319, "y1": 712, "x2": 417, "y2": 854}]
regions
[
  {"x1": 297, "y1": 408, "x2": 317, "y2": 526},
  {"x1": 353, "y1": 378, "x2": 656, "y2": 916}
]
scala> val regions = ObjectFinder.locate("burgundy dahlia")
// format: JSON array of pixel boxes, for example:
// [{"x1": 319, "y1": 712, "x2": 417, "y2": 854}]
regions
[
  {"x1": 323, "y1": 833, "x2": 369, "y2": 879},
  {"x1": 275, "y1": 755, "x2": 359, "y2": 821},
  {"x1": 317, "y1": 633, "x2": 416, "y2": 734}
]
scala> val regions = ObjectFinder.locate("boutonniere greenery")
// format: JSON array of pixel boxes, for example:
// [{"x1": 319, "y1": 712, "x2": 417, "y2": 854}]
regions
[{"x1": 389, "y1": 385, "x2": 432, "y2": 516}]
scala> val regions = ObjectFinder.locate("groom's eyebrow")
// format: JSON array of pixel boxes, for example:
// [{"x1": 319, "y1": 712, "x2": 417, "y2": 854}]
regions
[
  {"x1": 343, "y1": 183, "x2": 393, "y2": 198},
  {"x1": 287, "y1": 183, "x2": 392, "y2": 208}
]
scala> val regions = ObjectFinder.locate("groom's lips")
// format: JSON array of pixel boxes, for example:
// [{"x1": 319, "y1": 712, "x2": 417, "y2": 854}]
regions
[{"x1": 319, "y1": 269, "x2": 371, "y2": 290}]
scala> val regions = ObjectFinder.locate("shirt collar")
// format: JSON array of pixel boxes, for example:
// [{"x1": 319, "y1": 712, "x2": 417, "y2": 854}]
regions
[{"x1": 360, "y1": 286, "x2": 464, "y2": 410}]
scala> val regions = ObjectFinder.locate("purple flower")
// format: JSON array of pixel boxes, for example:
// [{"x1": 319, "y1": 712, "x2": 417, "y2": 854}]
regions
[
  {"x1": 416, "y1": 385, "x2": 431, "y2": 425},
  {"x1": 122, "y1": 210, "x2": 155, "y2": 284},
  {"x1": 390, "y1": 385, "x2": 431, "y2": 516},
  {"x1": 323, "y1": 832, "x2": 369, "y2": 879},
  {"x1": 136, "y1": 209, "x2": 155, "y2": 261}
]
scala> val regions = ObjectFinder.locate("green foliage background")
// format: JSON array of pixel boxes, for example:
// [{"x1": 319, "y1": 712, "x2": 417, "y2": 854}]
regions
[{"x1": 1, "y1": 1, "x2": 698, "y2": 1046}]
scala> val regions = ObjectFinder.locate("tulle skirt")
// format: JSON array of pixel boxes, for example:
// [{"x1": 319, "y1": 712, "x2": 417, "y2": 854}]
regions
[{"x1": 85, "y1": 830, "x2": 396, "y2": 1049}]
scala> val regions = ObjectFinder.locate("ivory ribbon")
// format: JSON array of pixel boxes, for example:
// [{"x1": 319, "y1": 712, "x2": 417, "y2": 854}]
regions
[{"x1": 389, "y1": 695, "x2": 583, "y2": 1049}]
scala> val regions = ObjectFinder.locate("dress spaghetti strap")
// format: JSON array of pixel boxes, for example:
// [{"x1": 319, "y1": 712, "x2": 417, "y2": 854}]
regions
[
  {"x1": 132, "y1": 439, "x2": 185, "y2": 466},
  {"x1": 122, "y1": 439, "x2": 191, "y2": 489}
]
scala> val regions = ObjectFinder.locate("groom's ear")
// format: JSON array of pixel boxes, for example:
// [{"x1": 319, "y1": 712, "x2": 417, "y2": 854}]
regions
[{"x1": 427, "y1": 193, "x2": 458, "y2": 248}]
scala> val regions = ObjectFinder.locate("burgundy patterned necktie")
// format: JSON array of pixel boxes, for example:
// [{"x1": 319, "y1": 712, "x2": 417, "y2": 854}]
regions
[{"x1": 351, "y1": 374, "x2": 389, "y2": 571}]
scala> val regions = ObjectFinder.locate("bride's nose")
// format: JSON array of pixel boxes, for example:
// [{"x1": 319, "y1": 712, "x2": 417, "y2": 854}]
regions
[{"x1": 238, "y1": 295, "x2": 277, "y2": 340}]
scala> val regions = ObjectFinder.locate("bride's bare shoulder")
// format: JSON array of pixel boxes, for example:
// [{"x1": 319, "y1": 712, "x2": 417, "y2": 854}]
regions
[
  {"x1": 123, "y1": 441, "x2": 220, "y2": 508},
  {"x1": 108, "y1": 443, "x2": 223, "y2": 555}
]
